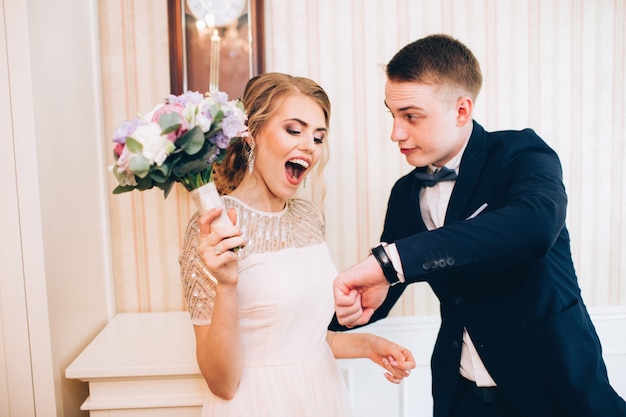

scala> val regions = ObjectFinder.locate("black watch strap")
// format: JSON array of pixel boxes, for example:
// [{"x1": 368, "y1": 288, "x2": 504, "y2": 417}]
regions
[{"x1": 371, "y1": 244, "x2": 401, "y2": 286}]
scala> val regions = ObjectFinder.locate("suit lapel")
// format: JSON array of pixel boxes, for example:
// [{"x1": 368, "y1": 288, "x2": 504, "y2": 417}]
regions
[
  {"x1": 445, "y1": 121, "x2": 488, "y2": 223},
  {"x1": 409, "y1": 167, "x2": 429, "y2": 232}
]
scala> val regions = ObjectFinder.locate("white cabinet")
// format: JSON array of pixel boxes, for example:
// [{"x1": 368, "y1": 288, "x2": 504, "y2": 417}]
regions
[{"x1": 66, "y1": 312, "x2": 205, "y2": 416}]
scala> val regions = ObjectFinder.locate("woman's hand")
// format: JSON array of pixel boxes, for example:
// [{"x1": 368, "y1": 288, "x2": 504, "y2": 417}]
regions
[
  {"x1": 328, "y1": 331, "x2": 416, "y2": 384},
  {"x1": 367, "y1": 335, "x2": 416, "y2": 384},
  {"x1": 196, "y1": 207, "x2": 247, "y2": 286}
]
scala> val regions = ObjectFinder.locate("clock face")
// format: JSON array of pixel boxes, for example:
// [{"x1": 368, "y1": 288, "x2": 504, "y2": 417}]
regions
[{"x1": 187, "y1": 0, "x2": 247, "y2": 27}]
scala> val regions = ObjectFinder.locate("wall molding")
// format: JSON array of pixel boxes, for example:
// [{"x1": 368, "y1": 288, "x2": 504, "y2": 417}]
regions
[{"x1": 67, "y1": 308, "x2": 626, "y2": 416}]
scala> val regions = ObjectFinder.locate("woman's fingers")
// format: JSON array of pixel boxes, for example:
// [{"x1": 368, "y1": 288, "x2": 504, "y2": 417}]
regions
[
  {"x1": 198, "y1": 208, "x2": 224, "y2": 235},
  {"x1": 381, "y1": 354, "x2": 414, "y2": 383}
]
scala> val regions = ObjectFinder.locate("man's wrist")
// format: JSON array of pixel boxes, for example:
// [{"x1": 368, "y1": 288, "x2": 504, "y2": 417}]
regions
[{"x1": 370, "y1": 243, "x2": 401, "y2": 286}]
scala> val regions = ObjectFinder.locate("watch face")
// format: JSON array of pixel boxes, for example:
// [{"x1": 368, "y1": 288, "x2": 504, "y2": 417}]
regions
[{"x1": 187, "y1": 0, "x2": 247, "y2": 27}]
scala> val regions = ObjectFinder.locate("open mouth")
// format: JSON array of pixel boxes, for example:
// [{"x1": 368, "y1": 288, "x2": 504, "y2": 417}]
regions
[{"x1": 285, "y1": 158, "x2": 310, "y2": 182}]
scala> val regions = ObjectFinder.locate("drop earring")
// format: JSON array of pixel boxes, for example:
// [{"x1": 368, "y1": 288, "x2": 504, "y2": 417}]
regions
[{"x1": 247, "y1": 140, "x2": 256, "y2": 174}]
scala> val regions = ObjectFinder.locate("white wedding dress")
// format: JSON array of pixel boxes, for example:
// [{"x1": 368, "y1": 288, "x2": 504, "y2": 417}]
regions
[{"x1": 179, "y1": 196, "x2": 354, "y2": 417}]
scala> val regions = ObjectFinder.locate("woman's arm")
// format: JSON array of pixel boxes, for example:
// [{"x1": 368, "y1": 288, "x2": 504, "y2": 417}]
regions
[
  {"x1": 192, "y1": 207, "x2": 248, "y2": 399},
  {"x1": 194, "y1": 282, "x2": 242, "y2": 399},
  {"x1": 327, "y1": 331, "x2": 415, "y2": 384}
]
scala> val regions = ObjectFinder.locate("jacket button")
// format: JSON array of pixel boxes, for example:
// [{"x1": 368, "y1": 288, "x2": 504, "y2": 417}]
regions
[
  {"x1": 451, "y1": 340, "x2": 459, "y2": 349},
  {"x1": 422, "y1": 262, "x2": 431, "y2": 270},
  {"x1": 430, "y1": 260, "x2": 439, "y2": 269},
  {"x1": 455, "y1": 296, "x2": 464, "y2": 305},
  {"x1": 438, "y1": 259, "x2": 447, "y2": 268},
  {"x1": 446, "y1": 257, "x2": 455, "y2": 266}
]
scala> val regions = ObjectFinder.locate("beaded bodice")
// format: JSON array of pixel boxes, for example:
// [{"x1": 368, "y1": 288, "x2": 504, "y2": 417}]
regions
[
  {"x1": 179, "y1": 197, "x2": 327, "y2": 324},
  {"x1": 221, "y1": 196, "x2": 326, "y2": 258}
]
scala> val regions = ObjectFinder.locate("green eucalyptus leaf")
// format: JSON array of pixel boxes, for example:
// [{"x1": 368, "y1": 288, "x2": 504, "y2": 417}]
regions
[
  {"x1": 111, "y1": 165, "x2": 124, "y2": 181},
  {"x1": 167, "y1": 152, "x2": 182, "y2": 168},
  {"x1": 159, "y1": 112, "x2": 182, "y2": 135},
  {"x1": 205, "y1": 127, "x2": 220, "y2": 138},
  {"x1": 162, "y1": 179, "x2": 175, "y2": 198},
  {"x1": 150, "y1": 169, "x2": 168, "y2": 183},
  {"x1": 112, "y1": 185, "x2": 135, "y2": 194},
  {"x1": 175, "y1": 129, "x2": 191, "y2": 147},
  {"x1": 210, "y1": 103, "x2": 223, "y2": 118},
  {"x1": 174, "y1": 159, "x2": 209, "y2": 176},
  {"x1": 179, "y1": 126, "x2": 205, "y2": 155},
  {"x1": 201, "y1": 145, "x2": 220, "y2": 162},
  {"x1": 125, "y1": 137, "x2": 143, "y2": 154},
  {"x1": 129, "y1": 154, "x2": 151, "y2": 178},
  {"x1": 214, "y1": 152, "x2": 226, "y2": 164},
  {"x1": 135, "y1": 175, "x2": 154, "y2": 190},
  {"x1": 159, "y1": 160, "x2": 172, "y2": 175}
]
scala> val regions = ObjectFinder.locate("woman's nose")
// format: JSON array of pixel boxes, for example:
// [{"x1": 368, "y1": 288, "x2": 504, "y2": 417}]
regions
[{"x1": 300, "y1": 135, "x2": 316, "y2": 153}]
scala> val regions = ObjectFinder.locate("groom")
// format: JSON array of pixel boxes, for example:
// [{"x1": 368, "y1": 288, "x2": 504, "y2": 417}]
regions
[{"x1": 331, "y1": 34, "x2": 626, "y2": 417}]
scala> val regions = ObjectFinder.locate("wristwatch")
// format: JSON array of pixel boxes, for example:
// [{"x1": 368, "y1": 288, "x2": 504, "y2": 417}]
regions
[{"x1": 370, "y1": 243, "x2": 401, "y2": 286}]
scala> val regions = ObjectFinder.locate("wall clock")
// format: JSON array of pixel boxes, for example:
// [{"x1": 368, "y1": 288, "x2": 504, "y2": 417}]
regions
[
  {"x1": 168, "y1": 0, "x2": 265, "y2": 96},
  {"x1": 186, "y1": 0, "x2": 247, "y2": 28}
]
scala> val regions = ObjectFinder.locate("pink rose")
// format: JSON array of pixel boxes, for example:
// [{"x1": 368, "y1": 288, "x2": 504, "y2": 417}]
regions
[
  {"x1": 115, "y1": 146, "x2": 133, "y2": 173},
  {"x1": 151, "y1": 103, "x2": 189, "y2": 142},
  {"x1": 114, "y1": 142, "x2": 125, "y2": 157}
]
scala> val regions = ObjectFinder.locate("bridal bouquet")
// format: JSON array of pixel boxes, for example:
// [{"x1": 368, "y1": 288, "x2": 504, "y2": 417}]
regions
[{"x1": 111, "y1": 90, "x2": 247, "y2": 199}]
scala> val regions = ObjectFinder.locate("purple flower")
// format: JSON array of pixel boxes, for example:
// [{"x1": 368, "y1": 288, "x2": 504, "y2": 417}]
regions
[
  {"x1": 210, "y1": 91, "x2": 229, "y2": 105},
  {"x1": 198, "y1": 102, "x2": 215, "y2": 126},
  {"x1": 168, "y1": 91, "x2": 204, "y2": 106},
  {"x1": 209, "y1": 132, "x2": 230, "y2": 149},
  {"x1": 221, "y1": 111, "x2": 246, "y2": 138},
  {"x1": 205, "y1": 145, "x2": 220, "y2": 163},
  {"x1": 113, "y1": 118, "x2": 142, "y2": 144}
]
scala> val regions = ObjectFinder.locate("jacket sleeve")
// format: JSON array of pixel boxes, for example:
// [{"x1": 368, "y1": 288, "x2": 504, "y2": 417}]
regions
[{"x1": 390, "y1": 129, "x2": 568, "y2": 285}]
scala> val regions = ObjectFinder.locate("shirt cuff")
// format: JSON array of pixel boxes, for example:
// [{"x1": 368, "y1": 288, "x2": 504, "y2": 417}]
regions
[{"x1": 383, "y1": 242, "x2": 405, "y2": 283}]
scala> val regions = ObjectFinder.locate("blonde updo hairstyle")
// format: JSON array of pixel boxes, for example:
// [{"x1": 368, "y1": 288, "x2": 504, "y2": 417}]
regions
[{"x1": 214, "y1": 72, "x2": 331, "y2": 196}]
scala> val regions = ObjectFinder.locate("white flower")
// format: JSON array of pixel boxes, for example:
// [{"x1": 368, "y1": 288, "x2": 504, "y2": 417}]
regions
[
  {"x1": 184, "y1": 102, "x2": 213, "y2": 132},
  {"x1": 131, "y1": 123, "x2": 175, "y2": 166},
  {"x1": 195, "y1": 111, "x2": 214, "y2": 132}
]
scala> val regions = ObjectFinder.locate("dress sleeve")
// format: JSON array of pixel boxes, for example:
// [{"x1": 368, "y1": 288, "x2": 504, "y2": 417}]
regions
[{"x1": 179, "y1": 212, "x2": 217, "y2": 326}]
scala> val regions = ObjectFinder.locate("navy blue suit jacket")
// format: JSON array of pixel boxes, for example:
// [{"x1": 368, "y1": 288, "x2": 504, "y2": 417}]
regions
[{"x1": 331, "y1": 121, "x2": 625, "y2": 417}]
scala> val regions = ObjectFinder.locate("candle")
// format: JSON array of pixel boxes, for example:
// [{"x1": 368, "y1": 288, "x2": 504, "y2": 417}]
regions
[{"x1": 209, "y1": 28, "x2": 220, "y2": 92}]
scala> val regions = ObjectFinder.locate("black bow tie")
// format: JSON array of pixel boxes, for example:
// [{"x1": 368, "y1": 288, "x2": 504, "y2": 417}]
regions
[{"x1": 414, "y1": 166, "x2": 457, "y2": 187}]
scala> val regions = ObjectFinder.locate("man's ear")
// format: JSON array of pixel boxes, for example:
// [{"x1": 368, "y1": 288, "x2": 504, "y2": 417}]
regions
[{"x1": 456, "y1": 96, "x2": 473, "y2": 126}]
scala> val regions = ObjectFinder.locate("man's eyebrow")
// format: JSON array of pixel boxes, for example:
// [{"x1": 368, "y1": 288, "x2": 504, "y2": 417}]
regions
[{"x1": 383, "y1": 101, "x2": 423, "y2": 112}]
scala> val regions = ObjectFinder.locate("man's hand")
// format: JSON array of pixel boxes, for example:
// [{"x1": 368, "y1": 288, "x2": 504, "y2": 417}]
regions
[{"x1": 333, "y1": 255, "x2": 390, "y2": 327}]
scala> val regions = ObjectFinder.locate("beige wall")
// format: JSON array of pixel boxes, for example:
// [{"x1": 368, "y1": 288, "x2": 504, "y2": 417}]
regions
[
  {"x1": 98, "y1": 0, "x2": 186, "y2": 314},
  {"x1": 2, "y1": 0, "x2": 111, "y2": 415}
]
